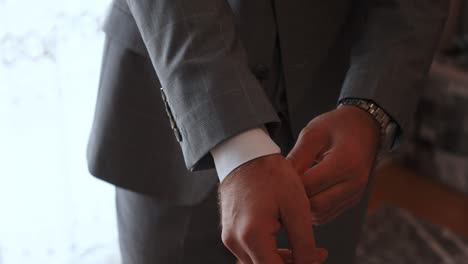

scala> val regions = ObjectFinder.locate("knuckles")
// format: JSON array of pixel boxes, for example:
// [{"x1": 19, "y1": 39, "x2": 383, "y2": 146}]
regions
[
  {"x1": 221, "y1": 223, "x2": 262, "y2": 250},
  {"x1": 221, "y1": 228, "x2": 237, "y2": 250},
  {"x1": 238, "y1": 226, "x2": 260, "y2": 248}
]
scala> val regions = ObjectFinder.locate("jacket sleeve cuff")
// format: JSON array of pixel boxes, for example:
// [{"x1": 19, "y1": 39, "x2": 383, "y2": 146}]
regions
[{"x1": 174, "y1": 87, "x2": 280, "y2": 172}]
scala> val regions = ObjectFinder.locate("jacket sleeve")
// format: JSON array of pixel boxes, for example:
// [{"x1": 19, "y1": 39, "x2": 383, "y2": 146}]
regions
[
  {"x1": 339, "y1": 0, "x2": 449, "y2": 137},
  {"x1": 125, "y1": 0, "x2": 279, "y2": 171}
]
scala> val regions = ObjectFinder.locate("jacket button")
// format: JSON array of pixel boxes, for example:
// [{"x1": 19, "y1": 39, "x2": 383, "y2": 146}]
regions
[{"x1": 252, "y1": 64, "x2": 269, "y2": 80}]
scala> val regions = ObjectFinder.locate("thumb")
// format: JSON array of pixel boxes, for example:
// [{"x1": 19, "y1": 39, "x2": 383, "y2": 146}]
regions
[{"x1": 287, "y1": 128, "x2": 328, "y2": 175}]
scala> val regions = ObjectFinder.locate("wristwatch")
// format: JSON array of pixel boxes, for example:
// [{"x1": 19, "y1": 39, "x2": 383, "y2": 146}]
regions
[{"x1": 338, "y1": 98, "x2": 398, "y2": 159}]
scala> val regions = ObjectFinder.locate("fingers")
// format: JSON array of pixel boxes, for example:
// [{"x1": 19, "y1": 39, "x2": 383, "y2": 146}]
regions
[
  {"x1": 219, "y1": 154, "x2": 331, "y2": 264},
  {"x1": 309, "y1": 184, "x2": 364, "y2": 224},
  {"x1": 221, "y1": 208, "x2": 285, "y2": 264},
  {"x1": 222, "y1": 224, "x2": 283, "y2": 264},
  {"x1": 302, "y1": 151, "x2": 367, "y2": 224},
  {"x1": 301, "y1": 154, "x2": 345, "y2": 197},
  {"x1": 286, "y1": 127, "x2": 328, "y2": 175},
  {"x1": 279, "y1": 188, "x2": 324, "y2": 264},
  {"x1": 243, "y1": 231, "x2": 284, "y2": 264}
]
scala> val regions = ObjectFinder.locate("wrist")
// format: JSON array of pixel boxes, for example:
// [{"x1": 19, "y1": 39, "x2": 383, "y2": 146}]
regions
[
  {"x1": 335, "y1": 105, "x2": 381, "y2": 158},
  {"x1": 338, "y1": 98, "x2": 398, "y2": 158},
  {"x1": 218, "y1": 153, "x2": 283, "y2": 190},
  {"x1": 337, "y1": 105, "x2": 381, "y2": 138}
]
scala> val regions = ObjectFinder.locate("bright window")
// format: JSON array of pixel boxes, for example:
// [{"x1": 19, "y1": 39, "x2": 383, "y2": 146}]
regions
[{"x1": 0, "y1": 0, "x2": 120, "y2": 263}]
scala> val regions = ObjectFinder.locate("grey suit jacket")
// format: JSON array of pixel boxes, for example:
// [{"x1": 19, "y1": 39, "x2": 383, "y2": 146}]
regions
[{"x1": 87, "y1": 0, "x2": 447, "y2": 205}]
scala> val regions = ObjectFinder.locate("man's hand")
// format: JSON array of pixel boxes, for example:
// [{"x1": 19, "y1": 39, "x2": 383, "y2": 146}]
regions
[
  {"x1": 287, "y1": 105, "x2": 380, "y2": 224},
  {"x1": 219, "y1": 154, "x2": 327, "y2": 264}
]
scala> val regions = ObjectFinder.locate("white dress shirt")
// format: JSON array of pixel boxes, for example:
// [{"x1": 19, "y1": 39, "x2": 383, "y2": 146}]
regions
[{"x1": 210, "y1": 127, "x2": 281, "y2": 182}]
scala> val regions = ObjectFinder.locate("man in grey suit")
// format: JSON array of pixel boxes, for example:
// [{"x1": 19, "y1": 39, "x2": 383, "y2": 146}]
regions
[{"x1": 87, "y1": 0, "x2": 448, "y2": 263}]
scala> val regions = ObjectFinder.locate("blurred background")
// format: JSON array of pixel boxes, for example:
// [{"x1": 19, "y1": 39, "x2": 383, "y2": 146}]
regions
[
  {"x1": 357, "y1": 0, "x2": 468, "y2": 262},
  {"x1": 0, "y1": 0, "x2": 118, "y2": 263},
  {"x1": 0, "y1": 0, "x2": 467, "y2": 263}
]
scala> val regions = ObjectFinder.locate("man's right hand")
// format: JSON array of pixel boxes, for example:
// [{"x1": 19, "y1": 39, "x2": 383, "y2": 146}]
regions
[{"x1": 218, "y1": 154, "x2": 327, "y2": 264}]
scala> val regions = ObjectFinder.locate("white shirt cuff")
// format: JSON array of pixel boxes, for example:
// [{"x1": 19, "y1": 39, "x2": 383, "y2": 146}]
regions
[{"x1": 210, "y1": 127, "x2": 281, "y2": 182}]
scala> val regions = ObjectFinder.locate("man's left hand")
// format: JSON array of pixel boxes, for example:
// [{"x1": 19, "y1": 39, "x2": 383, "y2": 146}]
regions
[{"x1": 287, "y1": 105, "x2": 380, "y2": 225}]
